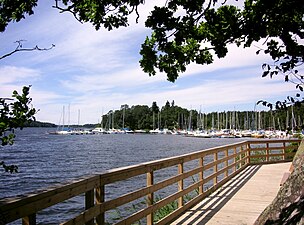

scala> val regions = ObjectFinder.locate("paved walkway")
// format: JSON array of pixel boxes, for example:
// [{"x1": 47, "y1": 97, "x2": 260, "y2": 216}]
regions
[{"x1": 171, "y1": 162, "x2": 291, "y2": 225}]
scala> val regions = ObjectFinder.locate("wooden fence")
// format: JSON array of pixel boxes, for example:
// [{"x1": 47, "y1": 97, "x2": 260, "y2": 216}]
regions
[{"x1": 0, "y1": 139, "x2": 301, "y2": 225}]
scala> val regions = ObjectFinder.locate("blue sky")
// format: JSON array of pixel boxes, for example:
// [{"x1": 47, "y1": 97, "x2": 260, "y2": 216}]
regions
[{"x1": 0, "y1": 1, "x2": 298, "y2": 124}]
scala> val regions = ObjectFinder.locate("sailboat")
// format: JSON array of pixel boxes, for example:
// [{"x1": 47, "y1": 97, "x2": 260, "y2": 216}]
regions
[
  {"x1": 49, "y1": 105, "x2": 72, "y2": 135},
  {"x1": 92, "y1": 109, "x2": 107, "y2": 134}
]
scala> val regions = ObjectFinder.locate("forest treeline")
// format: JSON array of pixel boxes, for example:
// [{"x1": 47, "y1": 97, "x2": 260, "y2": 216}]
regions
[
  {"x1": 25, "y1": 101, "x2": 304, "y2": 131},
  {"x1": 25, "y1": 121, "x2": 57, "y2": 127},
  {"x1": 99, "y1": 101, "x2": 304, "y2": 131}
]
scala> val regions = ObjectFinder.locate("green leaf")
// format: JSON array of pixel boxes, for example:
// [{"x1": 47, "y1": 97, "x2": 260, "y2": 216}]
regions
[{"x1": 262, "y1": 71, "x2": 269, "y2": 77}]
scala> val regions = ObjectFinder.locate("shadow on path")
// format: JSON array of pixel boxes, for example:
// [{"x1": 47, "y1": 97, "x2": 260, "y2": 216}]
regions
[{"x1": 173, "y1": 165, "x2": 262, "y2": 225}]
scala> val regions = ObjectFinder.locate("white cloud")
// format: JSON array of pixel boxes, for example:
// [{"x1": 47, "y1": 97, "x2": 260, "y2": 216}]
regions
[
  {"x1": 36, "y1": 68, "x2": 295, "y2": 124},
  {"x1": 183, "y1": 41, "x2": 270, "y2": 78},
  {"x1": 0, "y1": 66, "x2": 41, "y2": 85},
  {"x1": 60, "y1": 66, "x2": 168, "y2": 94}
]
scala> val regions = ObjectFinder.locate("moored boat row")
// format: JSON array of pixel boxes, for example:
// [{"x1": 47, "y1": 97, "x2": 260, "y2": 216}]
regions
[{"x1": 49, "y1": 127, "x2": 303, "y2": 139}]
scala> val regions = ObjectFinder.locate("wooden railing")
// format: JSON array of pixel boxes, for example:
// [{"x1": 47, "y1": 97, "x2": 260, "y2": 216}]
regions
[{"x1": 0, "y1": 139, "x2": 301, "y2": 225}]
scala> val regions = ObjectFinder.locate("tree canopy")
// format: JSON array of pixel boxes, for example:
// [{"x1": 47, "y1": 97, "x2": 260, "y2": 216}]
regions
[
  {"x1": 0, "y1": 0, "x2": 37, "y2": 32},
  {"x1": 1, "y1": 0, "x2": 302, "y2": 107},
  {"x1": 0, "y1": 86, "x2": 37, "y2": 172}
]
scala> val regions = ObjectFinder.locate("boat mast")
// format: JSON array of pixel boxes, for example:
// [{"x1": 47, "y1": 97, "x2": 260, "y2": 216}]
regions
[
  {"x1": 278, "y1": 117, "x2": 282, "y2": 131},
  {"x1": 122, "y1": 106, "x2": 125, "y2": 130},
  {"x1": 62, "y1": 105, "x2": 65, "y2": 130},
  {"x1": 258, "y1": 111, "x2": 261, "y2": 130},
  {"x1": 101, "y1": 108, "x2": 103, "y2": 129},
  {"x1": 160, "y1": 110, "x2": 162, "y2": 129},
  {"x1": 217, "y1": 112, "x2": 220, "y2": 130},
  {"x1": 211, "y1": 113, "x2": 214, "y2": 130},
  {"x1": 272, "y1": 111, "x2": 276, "y2": 130},
  {"x1": 286, "y1": 110, "x2": 289, "y2": 130},
  {"x1": 112, "y1": 110, "x2": 114, "y2": 130},
  {"x1": 246, "y1": 111, "x2": 249, "y2": 130},
  {"x1": 78, "y1": 109, "x2": 80, "y2": 126},
  {"x1": 229, "y1": 112, "x2": 232, "y2": 130},
  {"x1": 188, "y1": 110, "x2": 192, "y2": 131},
  {"x1": 158, "y1": 111, "x2": 160, "y2": 130},
  {"x1": 291, "y1": 105, "x2": 296, "y2": 132},
  {"x1": 225, "y1": 112, "x2": 228, "y2": 129},
  {"x1": 202, "y1": 112, "x2": 204, "y2": 130}
]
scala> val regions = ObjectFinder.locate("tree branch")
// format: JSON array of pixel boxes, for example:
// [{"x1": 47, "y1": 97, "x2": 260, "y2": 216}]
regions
[
  {"x1": 0, "y1": 40, "x2": 55, "y2": 60},
  {"x1": 53, "y1": 0, "x2": 81, "y2": 23}
]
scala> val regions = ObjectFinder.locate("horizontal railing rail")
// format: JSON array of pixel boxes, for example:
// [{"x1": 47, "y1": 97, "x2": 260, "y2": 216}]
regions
[{"x1": 0, "y1": 139, "x2": 301, "y2": 225}]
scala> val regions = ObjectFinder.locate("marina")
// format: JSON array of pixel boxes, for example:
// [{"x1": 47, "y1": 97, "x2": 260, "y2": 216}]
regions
[
  {"x1": 49, "y1": 103, "x2": 304, "y2": 139},
  {"x1": 49, "y1": 126, "x2": 302, "y2": 139}
]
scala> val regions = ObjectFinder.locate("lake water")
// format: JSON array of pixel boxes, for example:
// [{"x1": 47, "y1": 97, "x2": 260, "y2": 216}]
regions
[{"x1": 0, "y1": 128, "x2": 245, "y2": 224}]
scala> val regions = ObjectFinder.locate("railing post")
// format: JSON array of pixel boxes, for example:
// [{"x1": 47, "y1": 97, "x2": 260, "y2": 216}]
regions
[
  {"x1": 213, "y1": 152, "x2": 218, "y2": 186},
  {"x1": 266, "y1": 143, "x2": 269, "y2": 162},
  {"x1": 247, "y1": 143, "x2": 251, "y2": 164},
  {"x1": 239, "y1": 146, "x2": 242, "y2": 169},
  {"x1": 225, "y1": 149, "x2": 228, "y2": 178},
  {"x1": 283, "y1": 142, "x2": 286, "y2": 160},
  {"x1": 96, "y1": 184, "x2": 105, "y2": 225},
  {"x1": 85, "y1": 189, "x2": 95, "y2": 225},
  {"x1": 199, "y1": 157, "x2": 204, "y2": 195},
  {"x1": 233, "y1": 147, "x2": 237, "y2": 172},
  {"x1": 147, "y1": 171, "x2": 154, "y2": 225},
  {"x1": 22, "y1": 214, "x2": 36, "y2": 225},
  {"x1": 178, "y1": 163, "x2": 184, "y2": 208}
]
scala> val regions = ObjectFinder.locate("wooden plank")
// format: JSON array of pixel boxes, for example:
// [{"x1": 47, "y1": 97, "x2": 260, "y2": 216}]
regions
[
  {"x1": 225, "y1": 149, "x2": 228, "y2": 178},
  {"x1": 178, "y1": 163, "x2": 184, "y2": 208},
  {"x1": 147, "y1": 171, "x2": 154, "y2": 225},
  {"x1": 283, "y1": 142, "x2": 286, "y2": 160},
  {"x1": 248, "y1": 139, "x2": 300, "y2": 144},
  {"x1": 246, "y1": 144, "x2": 250, "y2": 164},
  {"x1": 234, "y1": 146, "x2": 237, "y2": 171},
  {"x1": 238, "y1": 146, "x2": 243, "y2": 169},
  {"x1": 250, "y1": 159, "x2": 293, "y2": 165},
  {"x1": 198, "y1": 157, "x2": 204, "y2": 195},
  {"x1": 213, "y1": 152, "x2": 218, "y2": 185},
  {"x1": 85, "y1": 190, "x2": 94, "y2": 225},
  {"x1": 95, "y1": 185, "x2": 105, "y2": 225},
  {"x1": 0, "y1": 175, "x2": 101, "y2": 224},
  {"x1": 250, "y1": 154, "x2": 268, "y2": 158},
  {"x1": 251, "y1": 146, "x2": 285, "y2": 151}
]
